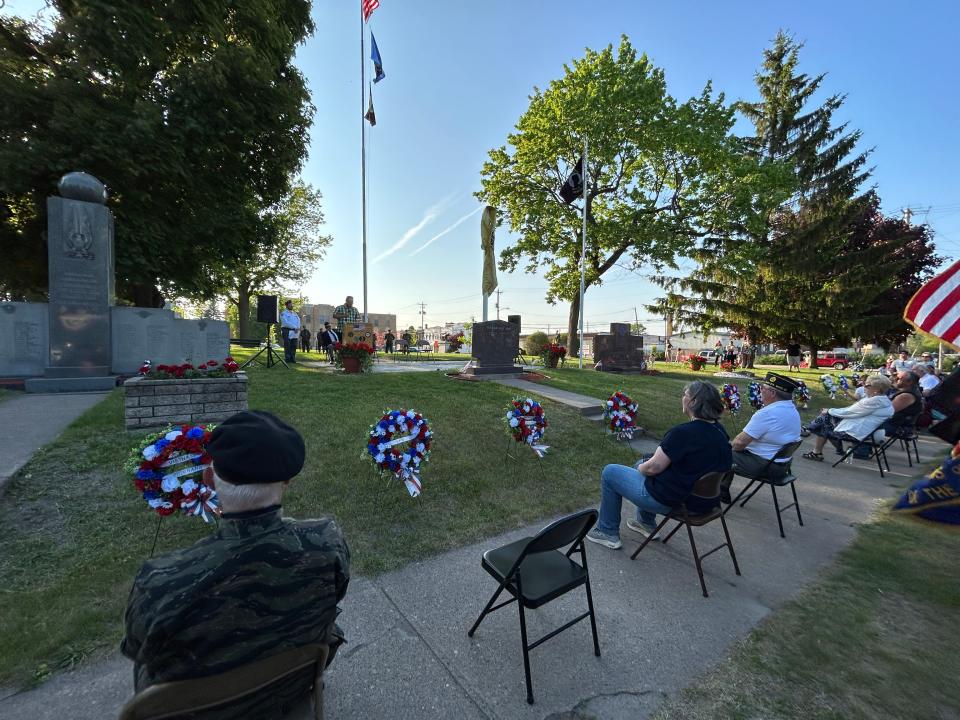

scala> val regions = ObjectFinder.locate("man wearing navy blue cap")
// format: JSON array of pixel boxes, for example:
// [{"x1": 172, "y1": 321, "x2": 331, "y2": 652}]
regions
[{"x1": 122, "y1": 410, "x2": 350, "y2": 718}]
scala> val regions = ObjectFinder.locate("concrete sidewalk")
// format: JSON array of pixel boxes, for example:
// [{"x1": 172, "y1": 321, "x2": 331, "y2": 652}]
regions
[
  {"x1": 0, "y1": 433, "x2": 943, "y2": 720},
  {"x1": 0, "y1": 391, "x2": 109, "y2": 496}
]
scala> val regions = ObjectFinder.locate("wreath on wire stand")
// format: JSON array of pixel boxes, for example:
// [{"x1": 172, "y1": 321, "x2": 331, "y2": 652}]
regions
[
  {"x1": 603, "y1": 391, "x2": 640, "y2": 440},
  {"x1": 505, "y1": 397, "x2": 549, "y2": 457},
  {"x1": 366, "y1": 409, "x2": 432, "y2": 497}
]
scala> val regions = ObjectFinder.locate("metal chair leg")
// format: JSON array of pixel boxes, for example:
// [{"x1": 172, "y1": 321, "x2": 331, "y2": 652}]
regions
[
  {"x1": 719, "y1": 513, "x2": 741, "y2": 576},
  {"x1": 630, "y1": 516, "x2": 671, "y2": 559},
  {"x1": 790, "y1": 482, "x2": 804, "y2": 527},
  {"x1": 583, "y1": 576, "x2": 601, "y2": 657},
  {"x1": 660, "y1": 520, "x2": 683, "y2": 545},
  {"x1": 517, "y1": 599, "x2": 534, "y2": 704},
  {"x1": 468, "y1": 584, "x2": 507, "y2": 637},
  {"x1": 770, "y1": 485, "x2": 786, "y2": 538},
  {"x1": 684, "y1": 522, "x2": 709, "y2": 598}
]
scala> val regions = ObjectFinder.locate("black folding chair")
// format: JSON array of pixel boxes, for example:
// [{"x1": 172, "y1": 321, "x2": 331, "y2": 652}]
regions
[
  {"x1": 878, "y1": 419, "x2": 921, "y2": 467},
  {"x1": 831, "y1": 422, "x2": 890, "y2": 477},
  {"x1": 728, "y1": 441, "x2": 804, "y2": 539},
  {"x1": 631, "y1": 471, "x2": 741, "y2": 597},
  {"x1": 467, "y1": 509, "x2": 601, "y2": 704}
]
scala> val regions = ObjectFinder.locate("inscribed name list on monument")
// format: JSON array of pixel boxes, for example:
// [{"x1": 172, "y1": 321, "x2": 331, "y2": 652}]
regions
[
  {"x1": 204, "y1": 321, "x2": 230, "y2": 360},
  {"x1": 468, "y1": 320, "x2": 520, "y2": 374},
  {"x1": 46, "y1": 195, "x2": 114, "y2": 374},
  {"x1": 0, "y1": 303, "x2": 49, "y2": 377},
  {"x1": 110, "y1": 307, "x2": 179, "y2": 373},
  {"x1": 593, "y1": 322, "x2": 645, "y2": 372}
]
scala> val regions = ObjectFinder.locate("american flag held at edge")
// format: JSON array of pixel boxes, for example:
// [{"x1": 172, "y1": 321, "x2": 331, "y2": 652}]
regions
[
  {"x1": 903, "y1": 258, "x2": 960, "y2": 349},
  {"x1": 362, "y1": 0, "x2": 379, "y2": 22}
]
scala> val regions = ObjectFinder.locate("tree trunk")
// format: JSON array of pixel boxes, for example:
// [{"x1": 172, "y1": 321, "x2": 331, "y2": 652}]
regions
[
  {"x1": 237, "y1": 293, "x2": 250, "y2": 339},
  {"x1": 567, "y1": 293, "x2": 581, "y2": 359},
  {"x1": 808, "y1": 344, "x2": 818, "y2": 369}
]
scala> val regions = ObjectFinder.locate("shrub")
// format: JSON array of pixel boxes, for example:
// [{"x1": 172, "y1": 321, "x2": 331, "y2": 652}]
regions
[
  {"x1": 524, "y1": 331, "x2": 549, "y2": 356},
  {"x1": 861, "y1": 353, "x2": 886, "y2": 369},
  {"x1": 943, "y1": 356, "x2": 957, "y2": 372},
  {"x1": 756, "y1": 354, "x2": 786, "y2": 365}
]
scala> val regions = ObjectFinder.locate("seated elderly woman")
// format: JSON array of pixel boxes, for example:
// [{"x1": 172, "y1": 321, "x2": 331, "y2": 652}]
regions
[
  {"x1": 801, "y1": 374, "x2": 894, "y2": 461},
  {"x1": 586, "y1": 381, "x2": 733, "y2": 549}
]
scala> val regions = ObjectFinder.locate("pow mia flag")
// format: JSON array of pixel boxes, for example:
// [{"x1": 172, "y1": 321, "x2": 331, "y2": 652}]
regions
[{"x1": 559, "y1": 157, "x2": 584, "y2": 204}]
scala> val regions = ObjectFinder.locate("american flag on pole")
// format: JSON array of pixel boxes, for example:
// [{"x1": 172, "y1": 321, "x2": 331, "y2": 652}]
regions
[
  {"x1": 903, "y1": 259, "x2": 960, "y2": 349},
  {"x1": 362, "y1": 0, "x2": 379, "y2": 22}
]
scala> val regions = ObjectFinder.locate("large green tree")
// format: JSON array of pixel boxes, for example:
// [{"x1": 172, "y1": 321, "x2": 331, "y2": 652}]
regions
[
  {"x1": 477, "y1": 36, "x2": 786, "y2": 355},
  {"x1": 653, "y1": 32, "x2": 892, "y2": 362},
  {"x1": 0, "y1": 0, "x2": 314, "y2": 305},
  {"x1": 220, "y1": 180, "x2": 332, "y2": 339}
]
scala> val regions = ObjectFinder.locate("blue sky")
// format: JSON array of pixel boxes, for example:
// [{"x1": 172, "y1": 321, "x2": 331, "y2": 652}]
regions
[{"x1": 8, "y1": 1, "x2": 960, "y2": 334}]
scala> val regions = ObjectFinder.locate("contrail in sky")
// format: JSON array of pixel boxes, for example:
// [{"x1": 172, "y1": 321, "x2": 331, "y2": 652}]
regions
[
  {"x1": 410, "y1": 205, "x2": 484, "y2": 256},
  {"x1": 374, "y1": 194, "x2": 455, "y2": 262}
]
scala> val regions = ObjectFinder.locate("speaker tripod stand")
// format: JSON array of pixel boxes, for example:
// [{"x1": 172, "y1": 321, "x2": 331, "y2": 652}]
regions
[{"x1": 242, "y1": 324, "x2": 289, "y2": 369}]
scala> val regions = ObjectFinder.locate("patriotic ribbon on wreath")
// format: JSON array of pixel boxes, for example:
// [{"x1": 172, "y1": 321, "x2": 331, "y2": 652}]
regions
[
  {"x1": 126, "y1": 425, "x2": 218, "y2": 522},
  {"x1": 505, "y1": 398, "x2": 549, "y2": 457},
  {"x1": 838, "y1": 374, "x2": 850, "y2": 392},
  {"x1": 748, "y1": 382, "x2": 764, "y2": 410},
  {"x1": 603, "y1": 391, "x2": 639, "y2": 440},
  {"x1": 794, "y1": 380, "x2": 811, "y2": 408},
  {"x1": 366, "y1": 409, "x2": 432, "y2": 497}
]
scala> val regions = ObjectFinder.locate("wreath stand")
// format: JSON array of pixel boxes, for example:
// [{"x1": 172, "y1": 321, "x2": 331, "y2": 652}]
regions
[
  {"x1": 368, "y1": 468, "x2": 426, "y2": 511},
  {"x1": 504, "y1": 435, "x2": 548, "y2": 481}
]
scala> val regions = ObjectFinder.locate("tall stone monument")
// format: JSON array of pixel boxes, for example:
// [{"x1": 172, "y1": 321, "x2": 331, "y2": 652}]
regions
[
  {"x1": 25, "y1": 173, "x2": 117, "y2": 392},
  {"x1": 2, "y1": 172, "x2": 230, "y2": 390}
]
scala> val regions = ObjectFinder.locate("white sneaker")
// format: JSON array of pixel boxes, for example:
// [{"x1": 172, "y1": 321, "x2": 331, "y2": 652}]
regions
[
  {"x1": 626, "y1": 518, "x2": 660, "y2": 540},
  {"x1": 585, "y1": 528, "x2": 622, "y2": 549}
]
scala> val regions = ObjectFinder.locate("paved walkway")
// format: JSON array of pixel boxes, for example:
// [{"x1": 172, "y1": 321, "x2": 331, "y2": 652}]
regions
[
  {"x1": 0, "y1": 391, "x2": 109, "y2": 496},
  {"x1": 0, "y1": 428, "x2": 943, "y2": 719}
]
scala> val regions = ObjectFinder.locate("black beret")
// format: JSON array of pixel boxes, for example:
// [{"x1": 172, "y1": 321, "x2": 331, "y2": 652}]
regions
[
  {"x1": 207, "y1": 410, "x2": 305, "y2": 484},
  {"x1": 763, "y1": 371, "x2": 800, "y2": 395}
]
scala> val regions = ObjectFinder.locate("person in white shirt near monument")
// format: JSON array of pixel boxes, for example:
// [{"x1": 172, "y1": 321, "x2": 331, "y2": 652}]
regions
[
  {"x1": 914, "y1": 363, "x2": 941, "y2": 396},
  {"x1": 279, "y1": 299, "x2": 301, "y2": 364}
]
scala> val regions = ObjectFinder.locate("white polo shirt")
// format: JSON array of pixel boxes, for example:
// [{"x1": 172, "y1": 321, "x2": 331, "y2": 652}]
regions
[{"x1": 742, "y1": 399, "x2": 802, "y2": 462}]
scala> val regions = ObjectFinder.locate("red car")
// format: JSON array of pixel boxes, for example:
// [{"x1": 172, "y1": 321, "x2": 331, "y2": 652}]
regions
[{"x1": 805, "y1": 351, "x2": 849, "y2": 370}]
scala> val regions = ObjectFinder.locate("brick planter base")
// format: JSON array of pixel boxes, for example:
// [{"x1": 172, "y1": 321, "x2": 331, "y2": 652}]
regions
[{"x1": 123, "y1": 373, "x2": 248, "y2": 430}]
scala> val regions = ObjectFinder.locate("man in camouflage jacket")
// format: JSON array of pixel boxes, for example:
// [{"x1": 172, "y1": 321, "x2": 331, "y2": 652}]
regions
[{"x1": 121, "y1": 410, "x2": 350, "y2": 718}]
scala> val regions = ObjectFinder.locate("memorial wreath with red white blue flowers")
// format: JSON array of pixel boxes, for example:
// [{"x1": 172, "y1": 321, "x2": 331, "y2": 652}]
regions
[{"x1": 366, "y1": 409, "x2": 432, "y2": 497}]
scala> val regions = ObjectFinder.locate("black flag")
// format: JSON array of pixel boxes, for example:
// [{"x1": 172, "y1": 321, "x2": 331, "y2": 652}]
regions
[{"x1": 559, "y1": 157, "x2": 584, "y2": 203}]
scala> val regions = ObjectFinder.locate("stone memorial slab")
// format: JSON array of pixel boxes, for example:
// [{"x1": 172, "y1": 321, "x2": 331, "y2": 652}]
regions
[
  {"x1": 173, "y1": 318, "x2": 202, "y2": 365},
  {"x1": 0, "y1": 302, "x2": 49, "y2": 377},
  {"x1": 110, "y1": 307, "x2": 179, "y2": 374},
  {"x1": 202, "y1": 320, "x2": 230, "y2": 361},
  {"x1": 593, "y1": 322, "x2": 645, "y2": 372},
  {"x1": 464, "y1": 320, "x2": 520, "y2": 375},
  {"x1": 45, "y1": 177, "x2": 114, "y2": 376}
]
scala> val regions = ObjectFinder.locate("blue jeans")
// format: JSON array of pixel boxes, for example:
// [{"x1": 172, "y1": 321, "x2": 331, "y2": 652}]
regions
[{"x1": 597, "y1": 463, "x2": 672, "y2": 537}]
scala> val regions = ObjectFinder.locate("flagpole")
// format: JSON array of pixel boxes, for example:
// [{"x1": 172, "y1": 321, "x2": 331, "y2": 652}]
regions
[
  {"x1": 360, "y1": 6, "x2": 369, "y2": 322},
  {"x1": 578, "y1": 137, "x2": 588, "y2": 368}
]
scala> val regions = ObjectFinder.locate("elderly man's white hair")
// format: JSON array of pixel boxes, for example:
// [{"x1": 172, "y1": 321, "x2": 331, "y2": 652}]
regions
[{"x1": 212, "y1": 466, "x2": 284, "y2": 512}]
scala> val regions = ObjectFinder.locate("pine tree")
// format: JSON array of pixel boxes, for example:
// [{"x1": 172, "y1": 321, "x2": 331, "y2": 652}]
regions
[{"x1": 653, "y1": 31, "x2": 903, "y2": 362}]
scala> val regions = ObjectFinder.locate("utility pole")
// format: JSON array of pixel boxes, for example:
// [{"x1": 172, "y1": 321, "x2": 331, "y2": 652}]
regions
[
  {"x1": 418, "y1": 302, "x2": 426, "y2": 334},
  {"x1": 494, "y1": 289, "x2": 504, "y2": 320},
  {"x1": 903, "y1": 208, "x2": 913, "y2": 224},
  {"x1": 633, "y1": 307, "x2": 639, "y2": 336}
]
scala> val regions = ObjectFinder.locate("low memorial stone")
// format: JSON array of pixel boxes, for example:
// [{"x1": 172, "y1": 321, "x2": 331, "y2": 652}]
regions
[
  {"x1": 111, "y1": 307, "x2": 176, "y2": 374},
  {"x1": 464, "y1": 320, "x2": 521, "y2": 375},
  {"x1": 593, "y1": 322, "x2": 645, "y2": 372},
  {"x1": 0, "y1": 303, "x2": 49, "y2": 377}
]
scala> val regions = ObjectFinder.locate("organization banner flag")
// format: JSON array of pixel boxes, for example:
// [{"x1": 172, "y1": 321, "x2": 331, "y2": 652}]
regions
[
  {"x1": 364, "y1": 84, "x2": 376, "y2": 126},
  {"x1": 371, "y1": 32, "x2": 385, "y2": 83},
  {"x1": 559, "y1": 157, "x2": 584, "y2": 204}
]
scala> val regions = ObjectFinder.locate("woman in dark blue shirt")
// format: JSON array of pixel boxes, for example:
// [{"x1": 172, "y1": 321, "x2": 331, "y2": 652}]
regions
[{"x1": 587, "y1": 381, "x2": 733, "y2": 549}]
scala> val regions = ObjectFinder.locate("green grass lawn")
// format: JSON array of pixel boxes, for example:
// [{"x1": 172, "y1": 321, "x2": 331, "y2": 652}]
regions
[
  {"x1": 533, "y1": 363, "x2": 849, "y2": 437},
  {"x1": 0, "y1": 346, "x2": 636, "y2": 688},
  {"x1": 651, "y1": 508, "x2": 960, "y2": 719},
  {"x1": 0, "y1": 388, "x2": 19, "y2": 403}
]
